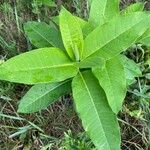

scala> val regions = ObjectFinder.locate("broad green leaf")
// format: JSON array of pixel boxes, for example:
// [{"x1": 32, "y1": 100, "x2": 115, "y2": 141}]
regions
[
  {"x1": 24, "y1": 21, "x2": 64, "y2": 49},
  {"x1": 0, "y1": 48, "x2": 78, "y2": 84},
  {"x1": 75, "y1": 17, "x2": 94, "y2": 37},
  {"x1": 120, "y1": 55, "x2": 141, "y2": 85},
  {"x1": 78, "y1": 56, "x2": 105, "y2": 68},
  {"x1": 75, "y1": 16, "x2": 87, "y2": 29},
  {"x1": 69, "y1": 16, "x2": 93, "y2": 36},
  {"x1": 51, "y1": 15, "x2": 86, "y2": 27},
  {"x1": 18, "y1": 80, "x2": 71, "y2": 113},
  {"x1": 93, "y1": 56, "x2": 127, "y2": 114},
  {"x1": 122, "y1": 2, "x2": 144, "y2": 14},
  {"x1": 60, "y1": 8, "x2": 84, "y2": 61},
  {"x1": 82, "y1": 23, "x2": 94, "y2": 38},
  {"x1": 72, "y1": 71, "x2": 121, "y2": 150},
  {"x1": 89, "y1": 0, "x2": 119, "y2": 27},
  {"x1": 51, "y1": 15, "x2": 93, "y2": 37},
  {"x1": 83, "y1": 12, "x2": 150, "y2": 60}
]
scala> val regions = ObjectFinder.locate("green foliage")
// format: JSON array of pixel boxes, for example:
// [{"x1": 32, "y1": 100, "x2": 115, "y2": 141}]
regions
[
  {"x1": 93, "y1": 56, "x2": 127, "y2": 114},
  {"x1": 0, "y1": 48, "x2": 78, "y2": 84},
  {"x1": 120, "y1": 55, "x2": 142, "y2": 85},
  {"x1": 0, "y1": 1, "x2": 150, "y2": 149},
  {"x1": 60, "y1": 8, "x2": 84, "y2": 61},
  {"x1": 89, "y1": 0, "x2": 119, "y2": 27},
  {"x1": 24, "y1": 21, "x2": 64, "y2": 49},
  {"x1": 72, "y1": 71, "x2": 121, "y2": 149},
  {"x1": 83, "y1": 12, "x2": 150, "y2": 60},
  {"x1": 18, "y1": 80, "x2": 71, "y2": 113},
  {"x1": 122, "y1": 2, "x2": 144, "y2": 14},
  {"x1": 32, "y1": 0, "x2": 56, "y2": 14},
  {"x1": 59, "y1": 131, "x2": 94, "y2": 150}
]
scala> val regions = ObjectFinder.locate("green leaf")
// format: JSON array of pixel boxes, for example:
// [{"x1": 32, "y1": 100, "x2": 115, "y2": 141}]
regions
[
  {"x1": 75, "y1": 16, "x2": 87, "y2": 29},
  {"x1": 60, "y1": 7, "x2": 84, "y2": 61},
  {"x1": 0, "y1": 48, "x2": 78, "y2": 84},
  {"x1": 75, "y1": 17, "x2": 94, "y2": 37},
  {"x1": 51, "y1": 14, "x2": 92, "y2": 37},
  {"x1": 18, "y1": 80, "x2": 71, "y2": 113},
  {"x1": 93, "y1": 56, "x2": 127, "y2": 114},
  {"x1": 78, "y1": 56, "x2": 105, "y2": 69},
  {"x1": 139, "y1": 28, "x2": 150, "y2": 46},
  {"x1": 89, "y1": 0, "x2": 119, "y2": 27},
  {"x1": 122, "y1": 2, "x2": 144, "y2": 14},
  {"x1": 120, "y1": 55, "x2": 141, "y2": 85},
  {"x1": 83, "y1": 12, "x2": 150, "y2": 60},
  {"x1": 72, "y1": 71, "x2": 121, "y2": 149},
  {"x1": 51, "y1": 15, "x2": 86, "y2": 27},
  {"x1": 24, "y1": 21, "x2": 64, "y2": 49}
]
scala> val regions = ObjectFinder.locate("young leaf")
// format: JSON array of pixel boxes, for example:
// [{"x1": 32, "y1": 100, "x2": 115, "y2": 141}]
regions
[
  {"x1": 24, "y1": 21, "x2": 64, "y2": 49},
  {"x1": 72, "y1": 71, "x2": 121, "y2": 149},
  {"x1": 121, "y1": 2, "x2": 144, "y2": 14},
  {"x1": 60, "y1": 7, "x2": 84, "y2": 61},
  {"x1": 89, "y1": 0, "x2": 119, "y2": 27},
  {"x1": 0, "y1": 48, "x2": 78, "y2": 84},
  {"x1": 120, "y1": 55, "x2": 142, "y2": 85},
  {"x1": 52, "y1": 15, "x2": 87, "y2": 28},
  {"x1": 18, "y1": 80, "x2": 71, "y2": 113},
  {"x1": 51, "y1": 15, "x2": 93, "y2": 37},
  {"x1": 93, "y1": 56, "x2": 127, "y2": 114},
  {"x1": 83, "y1": 12, "x2": 150, "y2": 60}
]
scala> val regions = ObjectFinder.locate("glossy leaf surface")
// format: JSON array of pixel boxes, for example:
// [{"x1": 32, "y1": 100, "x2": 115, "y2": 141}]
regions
[
  {"x1": 60, "y1": 8, "x2": 84, "y2": 61},
  {"x1": 24, "y1": 21, "x2": 64, "y2": 49},
  {"x1": 83, "y1": 12, "x2": 150, "y2": 60},
  {"x1": 72, "y1": 71, "x2": 121, "y2": 150},
  {"x1": 18, "y1": 80, "x2": 71, "y2": 113},
  {"x1": 89, "y1": 0, "x2": 119, "y2": 26},
  {"x1": 120, "y1": 55, "x2": 141, "y2": 85},
  {"x1": 0, "y1": 48, "x2": 78, "y2": 84},
  {"x1": 93, "y1": 56, "x2": 127, "y2": 113}
]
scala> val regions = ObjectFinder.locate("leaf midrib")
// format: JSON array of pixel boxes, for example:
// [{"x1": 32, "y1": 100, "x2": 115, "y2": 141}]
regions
[
  {"x1": 104, "y1": 65, "x2": 116, "y2": 110},
  {"x1": 4, "y1": 63, "x2": 77, "y2": 72},
  {"x1": 84, "y1": 14, "x2": 149, "y2": 59},
  {"x1": 79, "y1": 72, "x2": 110, "y2": 149},
  {"x1": 30, "y1": 25, "x2": 53, "y2": 46},
  {"x1": 20, "y1": 80, "x2": 69, "y2": 111}
]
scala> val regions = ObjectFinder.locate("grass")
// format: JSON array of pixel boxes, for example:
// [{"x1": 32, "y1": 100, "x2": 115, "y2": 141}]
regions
[{"x1": 0, "y1": 0, "x2": 150, "y2": 149}]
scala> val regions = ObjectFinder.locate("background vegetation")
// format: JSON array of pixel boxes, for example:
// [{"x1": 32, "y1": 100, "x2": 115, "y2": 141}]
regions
[{"x1": 0, "y1": 0, "x2": 150, "y2": 149}]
